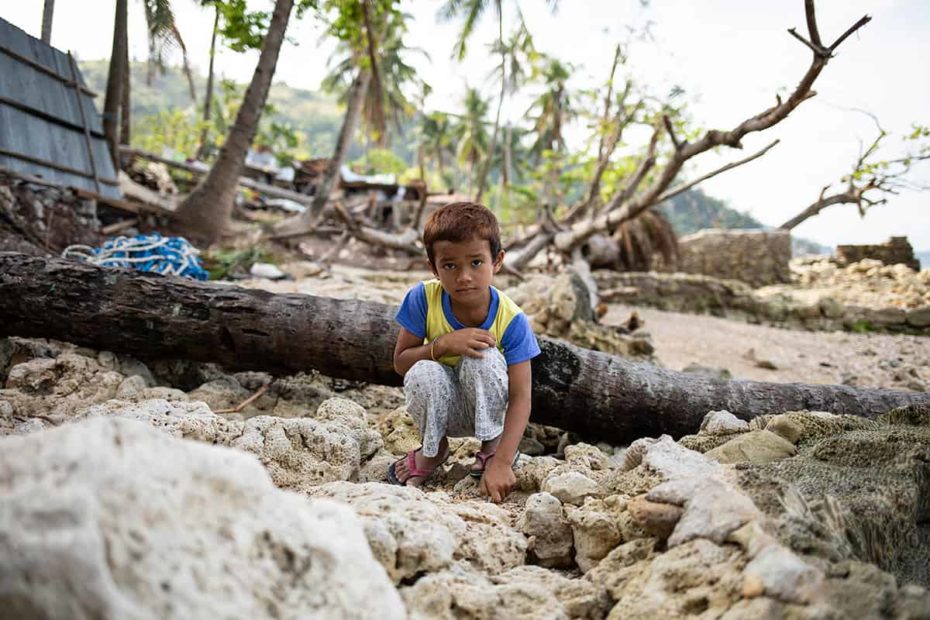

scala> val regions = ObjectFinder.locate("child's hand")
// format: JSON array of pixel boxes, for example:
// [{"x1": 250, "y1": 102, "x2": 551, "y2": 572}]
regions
[
  {"x1": 480, "y1": 459, "x2": 516, "y2": 503},
  {"x1": 436, "y1": 329, "x2": 496, "y2": 359}
]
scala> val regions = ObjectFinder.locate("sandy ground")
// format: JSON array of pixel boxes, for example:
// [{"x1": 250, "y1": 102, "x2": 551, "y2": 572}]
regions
[
  {"x1": 238, "y1": 263, "x2": 930, "y2": 392},
  {"x1": 602, "y1": 304, "x2": 930, "y2": 390}
]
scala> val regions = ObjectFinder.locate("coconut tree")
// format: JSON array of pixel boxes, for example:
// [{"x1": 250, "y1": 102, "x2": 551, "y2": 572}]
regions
[
  {"x1": 102, "y1": 0, "x2": 128, "y2": 169},
  {"x1": 174, "y1": 0, "x2": 300, "y2": 242},
  {"x1": 321, "y1": 6, "x2": 425, "y2": 148},
  {"x1": 476, "y1": 20, "x2": 536, "y2": 200},
  {"x1": 273, "y1": 0, "x2": 405, "y2": 237},
  {"x1": 526, "y1": 57, "x2": 574, "y2": 160},
  {"x1": 439, "y1": 0, "x2": 556, "y2": 201},
  {"x1": 419, "y1": 111, "x2": 454, "y2": 182},
  {"x1": 453, "y1": 87, "x2": 491, "y2": 194},
  {"x1": 142, "y1": 0, "x2": 197, "y2": 101}
]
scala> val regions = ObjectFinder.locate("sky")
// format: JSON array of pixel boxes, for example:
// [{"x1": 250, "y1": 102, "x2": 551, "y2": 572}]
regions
[{"x1": 5, "y1": 0, "x2": 930, "y2": 250}]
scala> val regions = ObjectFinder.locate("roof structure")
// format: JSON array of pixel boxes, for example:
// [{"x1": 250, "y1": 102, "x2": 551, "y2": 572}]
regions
[{"x1": 0, "y1": 18, "x2": 120, "y2": 199}]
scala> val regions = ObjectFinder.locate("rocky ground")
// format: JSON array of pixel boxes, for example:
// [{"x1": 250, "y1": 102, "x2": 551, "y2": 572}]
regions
[{"x1": 2, "y1": 267, "x2": 930, "y2": 618}]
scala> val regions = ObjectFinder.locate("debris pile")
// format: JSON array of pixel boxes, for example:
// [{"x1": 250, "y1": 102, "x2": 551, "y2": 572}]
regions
[{"x1": 790, "y1": 257, "x2": 930, "y2": 309}]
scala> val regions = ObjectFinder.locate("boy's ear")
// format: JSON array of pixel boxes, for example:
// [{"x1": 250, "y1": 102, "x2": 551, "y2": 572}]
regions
[
  {"x1": 427, "y1": 257, "x2": 438, "y2": 277},
  {"x1": 492, "y1": 250, "x2": 505, "y2": 274}
]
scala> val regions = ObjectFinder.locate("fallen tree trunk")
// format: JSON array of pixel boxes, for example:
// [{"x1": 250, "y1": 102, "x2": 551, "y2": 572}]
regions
[{"x1": 1, "y1": 252, "x2": 927, "y2": 444}]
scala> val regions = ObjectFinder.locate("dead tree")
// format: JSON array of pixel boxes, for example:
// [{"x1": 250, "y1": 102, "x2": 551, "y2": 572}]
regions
[
  {"x1": 2, "y1": 252, "x2": 927, "y2": 445},
  {"x1": 506, "y1": 0, "x2": 872, "y2": 273},
  {"x1": 779, "y1": 115, "x2": 930, "y2": 231}
]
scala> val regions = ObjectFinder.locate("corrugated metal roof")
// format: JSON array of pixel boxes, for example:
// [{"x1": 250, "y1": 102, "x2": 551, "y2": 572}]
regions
[{"x1": 0, "y1": 17, "x2": 120, "y2": 199}]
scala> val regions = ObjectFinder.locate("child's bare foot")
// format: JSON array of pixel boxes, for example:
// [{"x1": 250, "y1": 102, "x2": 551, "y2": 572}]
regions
[
  {"x1": 469, "y1": 435, "x2": 503, "y2": 478},
  {"x1": 388, "y1": 440, "x2": 449, "y2": 487}
]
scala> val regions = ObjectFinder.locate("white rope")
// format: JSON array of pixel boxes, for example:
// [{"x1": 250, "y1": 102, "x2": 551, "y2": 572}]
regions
[{"x1": 62, "y1": 234, "x2": 207, "y2": 280}]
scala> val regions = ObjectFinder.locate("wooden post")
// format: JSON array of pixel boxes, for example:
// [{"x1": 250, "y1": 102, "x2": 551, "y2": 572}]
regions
[{"x1": 41, "y1": 0, "x2": 55, "y2": 43}]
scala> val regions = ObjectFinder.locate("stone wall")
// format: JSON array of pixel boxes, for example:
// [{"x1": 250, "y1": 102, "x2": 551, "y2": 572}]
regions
[
  {"x1": 836, "y1": 236, "x2": 920, "y2": 271},
  {"x1": 594, "y1": 270, "x2": 930, "y2": 335},
  {"x1": 672, "y1": 228, "x2": 791, "y2": 288}
]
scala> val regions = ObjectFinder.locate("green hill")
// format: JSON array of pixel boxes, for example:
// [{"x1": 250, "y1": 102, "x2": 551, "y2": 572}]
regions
[
  {"x1": 659, "y1": 188, "x2": 761, "y2": 234},
  {"x1": 79, "y1": 60, "x2": 345, "y2": 156}
]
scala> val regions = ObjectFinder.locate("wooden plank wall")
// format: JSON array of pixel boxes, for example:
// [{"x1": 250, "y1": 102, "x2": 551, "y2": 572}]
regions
[{"x1": 0, "y1": 18, "x2": 120, "y2": 199}]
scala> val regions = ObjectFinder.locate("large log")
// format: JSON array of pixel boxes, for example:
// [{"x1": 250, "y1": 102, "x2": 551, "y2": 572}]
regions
[{"x1": 1, "y1": 252, "x2": 927, "y2": 444}]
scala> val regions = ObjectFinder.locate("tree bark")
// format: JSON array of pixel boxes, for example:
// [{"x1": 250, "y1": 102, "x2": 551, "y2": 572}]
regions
[
  {"x1": 102, "y1": 0, "x2": 128, "y2": 170},
  {"x1": 778, "y1": 188, "x2": 861, "y2": 231},
  {"x1": 174, "y1": 0, "x2": 295, "y2": 244},
  {"x1": 196, "y1": 6, "x2": 221, "y2": 160},
  {"x1": 119, "y1": 43, "x2": 131, "y2": 146},
  {"x1": 41, "y1": 0, "x2": 55, "y2": 43},
  {"x1": 2, "y1": 252, "x2": 927, "y2": 445}
]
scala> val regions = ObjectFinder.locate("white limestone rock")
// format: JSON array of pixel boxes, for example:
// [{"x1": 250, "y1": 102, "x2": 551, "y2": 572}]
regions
[
  {"x1": 699, "y1": 410, "x2": 750, "y2": 435},
  {"x1": 517, "y1": 492, "x2": 574, "y2": 568},
  {"x1": 542, "y1": 471, "x2": 603, "y2": 506},
  {"x1": 0, "y1": 417, "x2": 404, "y2": 619}
]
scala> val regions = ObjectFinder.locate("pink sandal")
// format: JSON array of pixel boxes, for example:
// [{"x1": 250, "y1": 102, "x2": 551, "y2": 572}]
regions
[
  {"x1": 469, "y1": 450, "x2": 520, "y2": 479},
  {"x1": 387, "y1": 448, "x2": 446, "y2": 487}
]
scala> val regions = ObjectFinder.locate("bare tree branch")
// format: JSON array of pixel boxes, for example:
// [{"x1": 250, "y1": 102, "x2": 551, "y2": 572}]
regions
[
  {"x1": 545, "y1": 2, "x2": 870, "y2": 255},
  {"x1": 657, "y1": 139, "x2": 780, "y2": 203}
]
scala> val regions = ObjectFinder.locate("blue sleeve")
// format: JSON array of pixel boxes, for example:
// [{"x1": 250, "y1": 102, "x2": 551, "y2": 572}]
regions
[
  {"x1": 395, "y1": 282, "x2": 427, "y2": 339},
  {"x1": 500, "y1": 313, "x2": 541, "y2": 365}
]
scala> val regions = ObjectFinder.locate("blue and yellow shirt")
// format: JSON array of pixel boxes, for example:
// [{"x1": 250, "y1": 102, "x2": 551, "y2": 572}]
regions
[{"x1": 395, "y1": 280, "x2": 541, "y2": 367}]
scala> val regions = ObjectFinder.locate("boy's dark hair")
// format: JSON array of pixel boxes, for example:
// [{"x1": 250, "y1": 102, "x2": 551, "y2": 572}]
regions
[{"x1": 422, "y1": 202, "x2": 502, "y2": 266}]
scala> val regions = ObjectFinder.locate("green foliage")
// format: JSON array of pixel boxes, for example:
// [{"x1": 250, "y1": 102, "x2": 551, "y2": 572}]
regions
[
  {"x1": 215, "y1": 0, "x2": 319, "y2": 52},
  {"x1": 132, "y1": 108, "x2": 207, "y2": 158},
  {"x1": 202, "y1": 246, "x2": 274, "y2": 280},
  {"x1": 350, "y1": 148, "x2": 408, "y2": 175},
  {"x1": 850, "y1": 319, "x2": 875, "y2": 334},
  {"x1": 81, "y1": 60, "x2": 342, "y2": 159}
]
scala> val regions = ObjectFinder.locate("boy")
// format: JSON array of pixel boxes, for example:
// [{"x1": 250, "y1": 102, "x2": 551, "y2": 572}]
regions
[{"x1": 387, "y1": 202, "x2": 540, "y2": 503}]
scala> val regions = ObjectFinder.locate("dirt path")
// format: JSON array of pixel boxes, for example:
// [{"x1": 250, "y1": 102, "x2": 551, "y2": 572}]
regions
[{"x1": 602, "y1": 304, "x2": 930, "y2": 391}]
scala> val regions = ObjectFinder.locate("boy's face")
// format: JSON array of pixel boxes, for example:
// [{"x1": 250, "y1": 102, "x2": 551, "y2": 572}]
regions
[{"x1": 430, "y1": 236, "x2": 504, "y2": 306}]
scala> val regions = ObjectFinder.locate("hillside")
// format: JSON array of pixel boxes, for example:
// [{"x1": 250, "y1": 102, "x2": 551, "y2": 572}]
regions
[{"x1": 79, "y1": 60, "x2": 345, "y2": 157}]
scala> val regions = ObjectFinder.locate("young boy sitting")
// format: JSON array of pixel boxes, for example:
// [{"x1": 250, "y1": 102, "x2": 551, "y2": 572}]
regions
[{"x1": 387, "y1": 202, "x2": 540, "y2": 503}]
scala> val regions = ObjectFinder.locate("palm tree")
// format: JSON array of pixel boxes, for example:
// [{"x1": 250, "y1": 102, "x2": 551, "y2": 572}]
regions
[
  {"x1": 196, "y1": 2, "x2": 221, "y2": 159},
  {"x1": 142, "y1": 0, "x2": 197, "y2": 101},
  {"x1": 475, "y1": 20, "x2": 536, "y2": 200},
  {"x1": 321, "y1": 8, "x2": 426, "y2": 148},
  {"x1": 102, "y1": 0, "x2": 128, "y2": 169},
  {"x1": 175, "y1": 0, "x2": 296, "y2": 243},
  {"x1": 526, "y1": 57, "x2": 573, "y2": 161},
  {"x1": 274, "y1": 1, "x2": 410, "y2": 236},
  {"x1": 103, "y1": 0, "x2": 195, "y2": 161},
  {"x1": 453, "y1": 87, "x2": 491, "y2": 194},
  {"x1": 419, "y1": 111, "x2": 453, "y2": 182}
]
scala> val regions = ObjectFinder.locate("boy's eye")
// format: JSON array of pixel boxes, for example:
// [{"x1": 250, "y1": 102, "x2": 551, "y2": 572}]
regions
[
  {"x1": 471, "y1": 259, "x2": 484, "y2": 267},
  {"x1": 443, "y1": 263, "x2": 456, "y2": 270}
]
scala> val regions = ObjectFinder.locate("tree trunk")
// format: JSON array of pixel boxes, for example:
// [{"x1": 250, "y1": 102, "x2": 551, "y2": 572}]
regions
[
  {"x1": 102, "y1": 0, "x2": 128, "y2": 170},
  {"x1": 475, "y1": 13, "x2": 505, "y2": 204},
  {"x1": 119, "y1": 44, "x2": 131, "y2": 146},
  {"x1": 2, "y1": 252, "x2": 926, "y2": 445},
  {"x1": 174, "y1": 0, "x2": 295, "y2": 244},
  {"x1": 41, "y1": 0, "x2": 54, "y2": 44},
  {"x1": 196, "y1": 6, "x2": 221, "y2": 160},
  {"x1": 274, "y1": 69, "x2": 371, "y2": 236}
]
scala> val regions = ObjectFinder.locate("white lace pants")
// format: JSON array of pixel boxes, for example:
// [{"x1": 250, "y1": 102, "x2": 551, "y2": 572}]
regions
[{"x1": 404, "y1": 348, "x2": 509, "y2": 458}]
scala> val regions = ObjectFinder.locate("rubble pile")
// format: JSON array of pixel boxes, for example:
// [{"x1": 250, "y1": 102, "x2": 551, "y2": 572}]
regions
[{"x1": 789, "y1": 257, "x2": 930, "y2": 309}]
